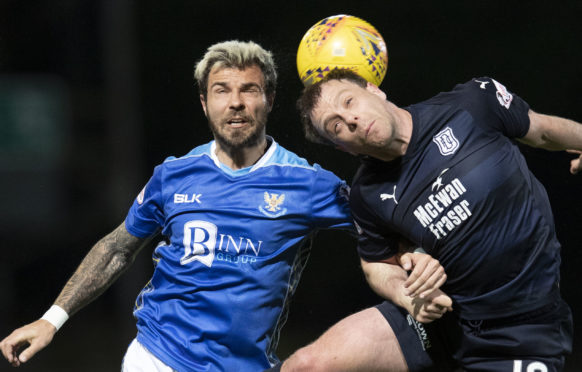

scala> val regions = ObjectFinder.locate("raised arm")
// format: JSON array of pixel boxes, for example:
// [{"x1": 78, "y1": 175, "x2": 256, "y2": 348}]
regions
[
  {"x1": 519, "y1": 110, "x2": 582, "y2": 174},
  {"x1": 0, "y1": 222, "x2": 154, "y2": 367},
  {"x1": 361, "y1": 256, "x2": 452, "y2": 323}
]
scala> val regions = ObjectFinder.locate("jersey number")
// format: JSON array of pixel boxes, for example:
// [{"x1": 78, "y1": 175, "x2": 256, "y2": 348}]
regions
[{"x1": 513, "y1": 360, "x2": 548, "y2": 372}]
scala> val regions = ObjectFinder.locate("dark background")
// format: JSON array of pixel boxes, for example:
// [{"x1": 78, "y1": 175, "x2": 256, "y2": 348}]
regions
[{"x1": 1, "y1": 1, "x2": 581, "y2": 370}]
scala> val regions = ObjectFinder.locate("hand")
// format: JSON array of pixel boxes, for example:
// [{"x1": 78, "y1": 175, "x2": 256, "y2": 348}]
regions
[
  {"x1": 567, "y1": 150, "x2": 582, "y2": 174},
  {"x1": 409, "y1": 289, "x2": 453, "y2": 323},
  {"x1": 399, "y1": 252, "x2": 447, "y2": 299},
  {"x1": 0, "y1": 320, "x2": 56, "y2": 367}
]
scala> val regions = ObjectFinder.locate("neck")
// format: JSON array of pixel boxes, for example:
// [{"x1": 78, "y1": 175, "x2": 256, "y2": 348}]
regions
[
  {"x1": 393, "y1": 106, "x2": 413, "y2": 155},
  {"x1": 375, "y1": 103, "x2": 413, "y2": 162},
  {"x1": 214, "y1": 135, "x2": 268, "y2": 170}
]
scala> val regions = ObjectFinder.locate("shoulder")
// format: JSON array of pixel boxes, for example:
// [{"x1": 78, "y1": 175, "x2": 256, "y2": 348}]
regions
[
  {"x1": 415, "y1": 77, "x2": 493, "y2": 107},
  {"x1": 352, "y1": 157, "x2": 399, "y2": 187},
  {"x1": 442, "y1": 76, "x2": 521, "y2": 110},
  {"x1": 266, "y1": 142, "x2": 316, "y2": 169},
  {"x1": 140, "y1": 142, "x2": 215, "y2": 185},
  {"x1": 267, "y1": 141, "x2": 347, "y2": 190},
  {"x1": 154, "y1": 142, "x2": 214, "y2": 170},
  {"x1": 263, "y1": 141, "x2": 336, "y2": 176},
  {"x1": 350, "y1": 158, "x2": 392, "y2": 207},
  {"x1": 412, "y1": 76, "x2": 527, "y2": 126},
  {"x1": 165, "y1": 142, "x2": 213, "y2": 163}
]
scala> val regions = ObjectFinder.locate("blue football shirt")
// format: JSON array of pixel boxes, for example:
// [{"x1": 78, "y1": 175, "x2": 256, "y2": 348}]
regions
[
  {"x1": 351, "y1": 77, "x2": 562, "y2": 320},
  {"x1": 125, "y1": 137, "x2": 352, "y2": 371}
]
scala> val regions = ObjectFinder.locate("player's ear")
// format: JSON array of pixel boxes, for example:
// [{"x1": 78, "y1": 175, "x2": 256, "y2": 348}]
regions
[
  {"x1": 200, "y1": 94, "x2": 208, "y2": 116},
  {"x1": 366, "y1": 82, "x2": 386, "y2": 100},
  {"x1": 266, "y1": 92, "x2": 275, "y2": 112}
]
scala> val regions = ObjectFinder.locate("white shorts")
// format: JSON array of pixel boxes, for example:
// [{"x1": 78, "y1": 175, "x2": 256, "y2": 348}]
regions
[{"x1": 122, "y1": 339, "x2": 176, "y2": 372}]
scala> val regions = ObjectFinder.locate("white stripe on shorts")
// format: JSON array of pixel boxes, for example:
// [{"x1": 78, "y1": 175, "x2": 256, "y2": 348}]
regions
[{"x1": 122, "y1": 339, "x2": 176, "y2": 372}]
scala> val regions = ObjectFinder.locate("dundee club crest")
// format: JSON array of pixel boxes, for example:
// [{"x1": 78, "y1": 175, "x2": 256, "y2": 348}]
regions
[{"x1": 433, "y1": 127, "x2": 459, "y2": 156}]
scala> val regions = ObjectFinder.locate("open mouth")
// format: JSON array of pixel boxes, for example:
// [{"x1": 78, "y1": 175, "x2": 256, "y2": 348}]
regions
[{"x1": 227, "y1": 118, "x2": 249, "y2": 127}]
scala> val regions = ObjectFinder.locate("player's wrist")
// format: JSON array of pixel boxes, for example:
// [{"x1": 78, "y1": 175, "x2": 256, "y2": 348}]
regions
[{"x1": 41, "y1": 305, "x2": 69, "y2": 331}]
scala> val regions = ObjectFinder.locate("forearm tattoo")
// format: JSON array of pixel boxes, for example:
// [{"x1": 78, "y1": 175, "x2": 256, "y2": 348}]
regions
[{"x1": 55, "y1": 223, "x2": 150, "y2": 315}]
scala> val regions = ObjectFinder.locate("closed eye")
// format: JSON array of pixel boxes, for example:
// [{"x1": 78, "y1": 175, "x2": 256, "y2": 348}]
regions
[
  {"x1": 242, "y1": 87, "x2": 260, "y2": 94},
  {"x1": 241, "y1": 83, "x2": 262, "y2": 95}
]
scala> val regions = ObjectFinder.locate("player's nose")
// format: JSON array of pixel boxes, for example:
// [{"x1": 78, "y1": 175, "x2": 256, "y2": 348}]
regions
[
  {"x1": 229, "y1": 92, "x2": 245, "y2": 110},
  {"x1": 346, "y1": 113, "x2": 361, "y2": 131}
]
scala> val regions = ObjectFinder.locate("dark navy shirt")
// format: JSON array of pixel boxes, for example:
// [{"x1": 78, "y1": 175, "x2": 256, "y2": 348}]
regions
[{"x1": 351, "y1": 77, "x2": 561, "y2": 320}]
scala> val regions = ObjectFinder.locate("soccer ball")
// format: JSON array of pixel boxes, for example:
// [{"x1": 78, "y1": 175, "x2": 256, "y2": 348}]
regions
[{"x1": 297, "y1": 14, "x2": 388, "y2": 86}]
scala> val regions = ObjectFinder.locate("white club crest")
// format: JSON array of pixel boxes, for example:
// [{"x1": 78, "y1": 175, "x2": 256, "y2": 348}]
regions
[
  {"x1": 264, "y1": 192, "x2": 285, "y2": 212},
  {"x1": 432, "y1": 127, "x2": 459, "y2": 156},
  {"x1": 259, "y1": 192, "x2": 288, "y2": 218}
]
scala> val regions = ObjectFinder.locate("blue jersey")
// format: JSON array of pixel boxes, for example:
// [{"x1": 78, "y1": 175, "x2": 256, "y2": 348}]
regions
[
  {"x1": 351, "y1": 77, "x2": 561, "y2": 320},
  {"x1": 124, "y1": 138, "x2": 352, "y2": 371}
]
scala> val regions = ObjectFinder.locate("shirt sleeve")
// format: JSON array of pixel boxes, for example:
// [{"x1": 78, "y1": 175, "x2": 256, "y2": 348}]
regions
[
  {"x1": 349, "y1": 182, "x2": 400, "y2": 261},
  {"x1": 309, "y1": 166, "x2": 354, "y2": 231},
  {"x1": 461, "y1": 77, "x2": 531, "y2": 138},
  {"x1": 124, "y1": 164, "x2": 165, "y2": 238}
]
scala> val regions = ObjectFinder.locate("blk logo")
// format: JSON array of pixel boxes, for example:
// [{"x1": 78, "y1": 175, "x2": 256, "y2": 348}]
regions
[{"x1": 174, "y1": 193, "x2": 202, "y2": 204}]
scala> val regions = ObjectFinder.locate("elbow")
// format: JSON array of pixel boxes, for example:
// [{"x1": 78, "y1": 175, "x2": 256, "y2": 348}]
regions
[
  {"x1": 360, "y1": 259, "x2": 374, "y2": 283},
  {"x1": 540, "y1": 135, "x2": 566, "y2": 151},
  {"x1": 94, "y1": 241, "x2": 136, "y2": 274},
  {"x1": 114, "y1": 248, "x2": 137, "y2": 270},
  {"x1": 525, "y1": 111, "x2": 568, "y2": 151}
]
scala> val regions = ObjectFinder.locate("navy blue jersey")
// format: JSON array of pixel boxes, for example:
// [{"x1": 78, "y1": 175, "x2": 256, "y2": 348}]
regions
[
  {"x1": 351, "y1": 77, "x2": 561, "y2": 320},
  {"x1": 125, "y1": 138, "x2": 352, "y2": 371}
]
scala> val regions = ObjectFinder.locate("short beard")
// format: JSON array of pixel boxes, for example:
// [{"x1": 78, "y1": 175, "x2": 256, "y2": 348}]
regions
[{"x1": 207, "y1": 113, "x2": 267, "y2": 151}]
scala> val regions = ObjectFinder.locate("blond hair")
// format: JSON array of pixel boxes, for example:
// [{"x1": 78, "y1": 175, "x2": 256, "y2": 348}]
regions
[{"x1": 194, "y1": 40, "x2": 277, "y2": 99}]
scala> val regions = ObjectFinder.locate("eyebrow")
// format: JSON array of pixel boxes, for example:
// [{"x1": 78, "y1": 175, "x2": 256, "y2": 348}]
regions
[
  {"x1": 210, "y1": 81, "x2": 262, "y2": 90},
  {"x1": 210, "y1": 81, "x2": 228, "y2": 89},
  {"x1": 240, "y1": 82, "x2": 262, "y2": 90}
]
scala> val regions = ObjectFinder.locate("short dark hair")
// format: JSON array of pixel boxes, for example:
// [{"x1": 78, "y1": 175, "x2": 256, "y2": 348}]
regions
[{"x1": 296, "y1": 69, "x2": 368, "y2": 145}]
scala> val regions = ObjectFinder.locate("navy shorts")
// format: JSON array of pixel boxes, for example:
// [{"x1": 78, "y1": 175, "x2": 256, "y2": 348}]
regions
[{"x1": 375, "y1": 298, "x2": 573, "y2": 371}]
